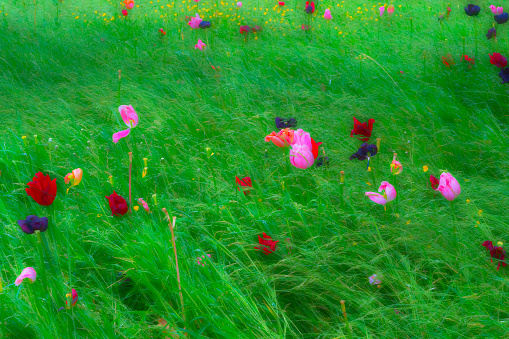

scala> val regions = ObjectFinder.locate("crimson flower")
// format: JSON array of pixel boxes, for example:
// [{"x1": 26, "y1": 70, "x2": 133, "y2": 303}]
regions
[
  {"x1": 255, "y1": 233, "x2": 279, "y2": 255},
  {"x1": 482, "y1": 241, "x2": 507, "y2": 270},
  {"x1": 305, "y1": 1, "x2": 315, "y2": 14},
  {"x1": 26, "y1": 172, "x2": 57, "y2": 206},
  {"x1": 235, "y1": 176, "x2": 252, "y2": 195},
  {"x1": 429, "y1": 175, "x2": 439, "y2": 190},
  {"x1": 105, "y1": 191, "x2": 128, "y2": 216},
  {"x1": 442, "y1": 54, "x2": 455, "y2": 68},
  {"x1": 463, "y1": 55, "x2": 475, "y2": 67},
  {"x1": 311, "y1": 138, "x2": 322, "y2": 159},
  {"x1": 350, "y1": 117, "x2": 375, "y2": 141},
  {"x1": 489, "y1": 53, "x2": 507, "y2": 68},
  {"x1": 122, "y1": 9, "x2": 128, "y2": 16},
  {"x1": 240, "y1": 25, "x2": 250, "y2": 34}
]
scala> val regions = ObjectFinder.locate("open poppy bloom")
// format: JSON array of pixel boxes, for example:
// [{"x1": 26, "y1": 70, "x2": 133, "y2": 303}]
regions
[
  {"x1": 240, "y1": 25, "x2": 250, "y2": 34},
  {"x1": 275, "y1": 117, "x2": 297, "y2": 129},
  {"x1": 235, "y1": 176, "x2": 252, "y2": 195},
  {"x1": 349, "y1": 143, "x2": 377, "y2": 161},
  {"x1": 429, "y1": 175, "x2": 439, "y2": 190},
  {"x1": 112, "y1": 105, "x2": 139, "y2": 143},
  {"x1": 499, "y1": 68, "x2": 509, "y2": 84},
  {"x1": 324, "y1": 9, "x2": 332, "y2": 20},
  {"x1": 265, "y1": 128, "x2": 294, "y2": 147},
  {"x1": 188, "y1": 13, "x2": 203, "y2": 29},
  {"x1": 255, "y1": 233, "x2": 279, "y2": 255},
  {"x1": 365, "y1": 181, "x2": 397, "y2": 206},
  {"x1": 442, "y1": 54, "x2": 455, "y2": 68},
  {"x1": 490, "y1": 5, "x2": 503, "y2": 15},
  {"x1": 15, "y1": 267, "x2": 37, "y2": 286},
  {"x1": 18, "y1": 215, "x2": 48, "y2": 234},
  {"x1": 122, "y1": 9, "x2": 128, "y2": 16},
  {"x1": 464, "y1": 4, "x2": 480, "y2": 16},
  {"x1": 105, "y1": 191, "x2": 128, "y2": 216},
  {"x1": 436, "y1": 172, "x2": 461, "y2": 201},
  {"x1": 490, "y1": 53, "x2": 508, "y2": 68},
  {"x1": 463, "y1": 55, "x2": 475, "y2": 68},
  {"x1": 159, "y1": 28, "x2": 166, "y2": 35},
  {"x1": 351, "y1": 117, "x2": 375, "y2": 141},
  {"x1": 124, "y1": 0, "x2": 134, "y2": 9},
  {"x1": 305, "y1": 1, "x2": 315, "y2": 14},
  {"x1": 390, "y1": 154, "x2": 402, "y2": 175},
  {"x1": 278, "y1": 2, "x2": 285, "y2": 6},
  {"x1": 26, "y1": 172, "x2": 57, "y2": 206},
  {"x1": 486, "y1": 27, "x2": 496, "y2": 39},
  {"x1": 311, "y1": 138, "x2": 322, "y2": 159},
  {"x1": 495, "y1": 12, "x2": 509, "y2": 24},
  {"x1": 64, "y1": 168, "x2": 83, "y2": 193},
  {"x1": 195, "y1": 39, "x2": 206, "y2": 50},
  {"x1": 387, "y1": 5, "x2": 394, "y2": 15},
  {"x1": 482, "y1": 241, "x2": 507, "y2": 270}
]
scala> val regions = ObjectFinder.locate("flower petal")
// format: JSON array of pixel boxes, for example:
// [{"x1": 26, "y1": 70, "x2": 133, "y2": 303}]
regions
[{"x1": 112, "y1": 129, "x2": 131, "y2": 143}]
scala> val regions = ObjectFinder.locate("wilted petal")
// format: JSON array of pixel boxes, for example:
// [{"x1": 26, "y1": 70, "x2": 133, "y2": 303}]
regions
[
  {"x1": 365, "y1": 192, "x2": 387, "y2": 205},
  {"x1": 15, "y1": 267, "x2": 37, "y2": 286}
]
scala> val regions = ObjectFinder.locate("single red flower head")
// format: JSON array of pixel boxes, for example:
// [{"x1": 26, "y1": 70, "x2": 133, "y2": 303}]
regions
[
  {"x1": 350, "y1": 117, "x2": 375, "y2": 141},
  {"x1": 305, "y1": 1, "x2": 315, "y2": 14},
  {"x1": 26, "y1": 172, "x2": 57, "y2": 206},
  {"x1": 278, "y1": 1, "x2": 285, "y2": 6},
  {"x1": 429, "y1": 175, "x2": 439, "y2": 190},
  {"x1": 159, "y1": 28, "x2": 166, "y2": 35},
  {"x1": 463, "y1": 55, "x2": 475, "y2": 65},
  {"x1": 442, "y1": 54, "x2": 455, "y2": 68},
  {"x1": 482, "y1": 241, "x2": 507, "y2": 270},
  {"x1": 489, "y1": 53, "x2": 508, "y2": 68},
  {"x1": 240, "y1": 25, "x2": 250, "y2": 34},
  {"x1": 255, "y1": 232, "x2": 279, "y2": 255},
  {"x1": 311, "y1": 138, "x2": 322, "y2": 159},
  {"x1": 122, "y1": 9, "x2": 128, "y2": 16},
  {"x1": 105, "y1": 191, "x2": 128, "y2": 216},
  {"x1": 235, "y1": 176, "x2": 252, "y2": 195}
]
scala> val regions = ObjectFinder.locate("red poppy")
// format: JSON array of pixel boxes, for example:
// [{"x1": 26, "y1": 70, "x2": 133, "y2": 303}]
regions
[
  {"x1": 305, "y1": 1, "x2": 315, "y2": 14},
  {"x1": 255, "y1": 233, "x2": 279, "y2": 255},
  {"x1": 122, "y1": 9, "x2": 128, "y2": 16},
  {"x1": 105, "y1": 191, "x2": 128, "y2": 216},
  {"x1": 240, "y1": 25, "x2": 250, "y2": 34},
  {"x1": 429, "y1": 175, "x2": 439, "y2": 190},
  {"x1": 463, "y1": 55, "x2": 475, "y2": 68},
  {"x1": 482, "y1": 241, "x2": 507, "y2": 270},
  {"x1": 350, "y1": 117, "x2": 375, "y2": 142},
  {"x1": 159, "y1": 28, "x2": 166, "y2": 35},
  {"x1": 278, "y1": 1, "x2": 285, "y2": 6},
  {"x1": 235, "y1": 176, "x2": 252, "y2": 195},
  {"x1": 26, "y1": 172, "x2": 57, "y2": 206},
  {"x1": 489, "y1": 53, "x2": 508, "y2": 68},
  {"x1": 311, "y1": 138, "x2": 322, "y2": 159},
  {"x1": 442, "y1": 54, "x2": 455, "y2": 68}
]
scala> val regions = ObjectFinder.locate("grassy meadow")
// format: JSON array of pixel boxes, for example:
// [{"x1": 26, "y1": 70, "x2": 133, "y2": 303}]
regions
[{"x1": 1, "y1": 0, "x2": 509, "y2": 337}]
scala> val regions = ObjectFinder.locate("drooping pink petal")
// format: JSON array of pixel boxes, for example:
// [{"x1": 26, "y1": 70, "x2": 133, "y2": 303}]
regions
[
  {"x1": 379, "y1": 181, "x2": 397, "y2": 202},
  {"x1": 365, "y1": 192, "x2": 387, "y2": 205},
  {"x1": 112, "y1": 128, "x2": 131, "y2": 143},
  {"x1": 15, "y1": 267, "x2": 37, "y2": 286},
  {"x1": 119, "y1": 105, "x2": 138, "y2": 128},
  {"x1": 138, "y1": 198, "x2": 150, "y2": 213}
]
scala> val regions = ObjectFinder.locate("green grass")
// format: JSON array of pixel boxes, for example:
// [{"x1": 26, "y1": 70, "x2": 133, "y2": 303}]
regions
[{"x1": 1, "y1": 0, "x2": 509, "y2": 337}]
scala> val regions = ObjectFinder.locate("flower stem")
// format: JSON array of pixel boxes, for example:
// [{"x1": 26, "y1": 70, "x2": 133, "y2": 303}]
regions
[
  {"x1": 341, "y1": 300, "x2": 352, "y2": 339},
  {"x1": 450, "y1": 200, "x2": 457, "y2": 233},
  {"x1": 35, "y1": 231, "x2": 50, "y2": 293}
]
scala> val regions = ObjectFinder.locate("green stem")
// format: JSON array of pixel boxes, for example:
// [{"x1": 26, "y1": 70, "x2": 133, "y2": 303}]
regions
[{"x1": 451, "y1": 200, "x2": 457, "y2": 233}]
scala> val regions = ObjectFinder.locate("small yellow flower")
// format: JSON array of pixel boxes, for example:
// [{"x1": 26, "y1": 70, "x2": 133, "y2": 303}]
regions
[
  {"x1": 97, "y1": 214, "x2": 102, "y2": 217},
  {"x1": 478, "y1": 210, "x2": 483, "y2": 216},
  {"x1": 366, "y1": 182, "x2": 371, "y2": 186},
  {"x1": 367, "y1": 167, "x2": 371, "y2": 172},
  {"x1": 466, "y1": 199, "x2": 471, "y2": 203},
  {"x1": 133, "y1": 206, "x2": 139, "y2": 211},
  {"x1": 498, "y1": 241, "x2": 503, "y2": 246},
  {"x1": 423, "y1": 165, "x2": 428, "y2": 172},
  {"x1": 406, "y1": 220, "x2": 411, "y2": 224}
]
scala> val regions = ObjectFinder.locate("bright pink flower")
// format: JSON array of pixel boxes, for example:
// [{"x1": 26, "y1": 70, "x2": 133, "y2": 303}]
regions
[
  {"x1": 324, "y1": 9, "x2": 332, "y2": 20},
  {"x1": 195, "y1": 39, "x2": 206, "y2": 50},
  {"x1": 188, "y1": 14, "x2": 203, "y2": 29},
  {"x1": 293, "y1": 129, "x2": 312, "y2": 149},
  {"x1": 379, "y1": 6, "x2": 385, "y2": 16},
  {"x1": 255, "y1": 233, "x2": 278, "y2": 255},
  {"x1": 122, "y1": 9, "x2": 128, "y2": 16},
  {"x1": 113, "y1": 105, "x2": 139, "y2": 143},
  {"x1": 490, "y1": 5, "x2": 503, "y2": 15},
  {"x1": 290, "y1": 143, "x2": 314, "y2": 169},
  {"x1": 437, "y1": 172, "x2": 461, "y2": 201},
  {"x1": 278, "y1": 1, "x2": 285, "y2": 6},
  {"x1": 490, "y1": 53, "x2": 508, "y2": 68},
  {"x1": 124, "y1": 0, "x2": 134, "y2": 9},
  {"x1": 265, "y1": 128, "x2": 294, "y2": 147},
  {"x1": 159, "y1": 28, "x2": 166, "y2": 35},
  {"x1": 15, "y1": 267, "x2": 37, "y2": 286},
  {"x1": 138, "y1": 198, "x2": 150, "y2": 213},
  {"x1": 365, "y1": 181, "x2": 397, "y2": 205},
  {"x1": 237, "y1": 1, "x2": 242, "y2": 7},
  {"x1": 387, "y1": 5, "x2": 395, "y2": 15},
  {"x1": 66, "y1": 289, "x2": 79, "y2": 307},
  {"x1": 235, "y1": 176, "x2": 252, "y2": 195}
]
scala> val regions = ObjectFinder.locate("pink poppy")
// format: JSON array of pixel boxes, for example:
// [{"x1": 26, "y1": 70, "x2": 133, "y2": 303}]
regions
[
  {"x1": 195, "y1": 39, "x2": 206, "y2": 50},
  {"x1": 188, "y1": 14, "x2": 203, "y2": 29},
  {"x1": 113, "y1": 105, "x2": 139, "y2": 143},
  {"x1": 490, "y1": 5, "x2": 503, "y2": 15},
  {"x1": 437, "y1": 172, "x2": 461, "y2": 201},
  {"x1": 138, "y1": 198, "x2": 150, "y2": 213},
  {"x1": 324, "y1": 9, "x2": 332, "y2": 20},
  {"x1": 15, "y1": 267, "x2": 37, "y2": 286},
  {"x1": 290, "y1": 143, "x2": 314, "y2": 169},
  {"x1": 365, "y1": 181, "x2": 397, "y2": 205},
  {"x1": 379, "y1": 6, "x2": 385, "y2": 16}
]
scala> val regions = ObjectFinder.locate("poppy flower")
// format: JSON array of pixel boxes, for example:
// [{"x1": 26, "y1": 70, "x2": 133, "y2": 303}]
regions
[
  {"x1": 311, "y1": 138, "x2": 322, "y2": 159},
  {"x1": 26, "y1": 172, "x2": 57, "y2": 206},
  {"x1": 464, "y1": 4, "x2": 480, "y2": 16},
  {"x1": 124, "y1": 0, "x2": 134, "y2": 9},
  {"x1": 112, "y1": 105, "x2": 139, "y2": 143},
  {"x1": 122, "y1": 9, "x2": 128, "y2": 16},
  {"x1": 446, "y1": 7, "x2": 451, "y2": 18},
  {"x1": 275, "y1": 117, "x2": 297, "y2": 129},
  {"x1": 199, "y1": 21, "x2": 211, "y2": 29},
  {"x1": 240, "y1": 25, "x2": 250, "y2": 34},
  {"x1": 315, "y1": 156, "x2": 329, "y2": 167},
  {"x1": 463, "y1": 55, "x2": 475, "y2": 67},
  {"x1": 442, "y1": 54, "x2": 455, "y2": 68},
  {"x1": 390, "y1": 154, "x2": 403, "y2": 175},
  {"x1": 265, "y1": 128, "x2": 294, "y2": 147},
  {"x1": 64, "y1": 168, "x2": 83, "y2": 193},
  {"x1": 495, "y1": 13, "x2": 509, "y2": 24},
  {"x1": 290, "y1": 129, "x2": 315, "y2": 169},
  {"x1": 15, "y1": 267, "x2": 37, "y2": 286},
  {"x1": 66, "y1": 289, "x2": 79, "y2": 307},
  {"x1": 490, "y1": 5, "x2": 503, "y2": 16},
  {"x1": 499, "y1": 68, "x2": 509, "y2": 84},
  {"x1": 365, "y1": 181, "x2": 396, "y2": 206},
  {"x1": 379, "y1": 6, "x2": 385, "y2": 16},
  {"x1": 235, "y1": 176, "x2": 252, "y2": 195},
  {"x1": 436, "y1": 172, "x2": 461, "y2": 201},
  {"x1": 486, "y1": 27, "x2": 496, "y2": 39},
  {"x1": 255, "y1": 232, "x2": 279, "y2": 255},
  {"x1": 305, "y1": 1, "x2": 315, "y2": 14},
  {"x1": 138, "y1": 198, "x2": 150, "y2": 213},
  {"x1": 482, "y1": 241, "x2": 507, "y2": 270},
  {"x1": 349, "y1": 143, "x2": 377, "y2": 161},
  {"x1": 159, "y1": 28, "x2": 166, "y2": 35},
  {"x1": 324, "y1": 9, "x2": 332, "y2": 20},
  {"x1": 105, "y1": 191, "x2": 128, "y2": 216},
  {"x1": 188, "y1": 14, "x2": 203, "y2": 29},
  {"x1": 237, "y1": 1, "x2": 242, "y2": 7},
  {"x1": 18, "y1": 215, "x2": 49, "y2": 234},
  {"x1": 278, "y1": 2, "x2": 285, "y2": 6},
  {"x1": 490, "y1": 53, "x2": 507, "y2": 68},
  {"x1": 301, "y1": 24, "x2": 311, "y2": 30},
  {"x1": 387, "y1": 5, "x2": 394, "y2": 15},
  {"x1": 350, "y1": 117, "x2": 375, "y2": 141},
  {"x1": 195, "y1": 39, "x2": 206, "y2": 50},
  {"x1": 251, "y1": 25, "x2": 262, "y2": 33},
  {"x1": 429, "y1": 175, "x2": 439, "y2": 190}
]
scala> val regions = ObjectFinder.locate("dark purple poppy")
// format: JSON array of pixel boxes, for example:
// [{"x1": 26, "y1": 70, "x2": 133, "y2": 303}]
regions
[
  {"x1": 486, "y1": 28, "x2": 496, "y2": 40},
  {"x1": 495, "y1": 13, "x2": 509, "y2": 24},
  {"x1": 349, "y1": 143, "x2": 377, "y2": 161},
  {"x1": 482, "y1": 241, "x2": 507, "y2": 270},
  {"x1": 499, "y1": 68, "x2": 509, "y2": 84},
  {"x1": 199, "y1": 21, "x2": 211, "y2": 29},
  {"x1": 464, "y1": 4, "x2": 480, "y2": 16},
  {"x1": 275, "y1": 117, "x2": 297, "y2": 129},
  {"x1": 17, "y1": 215, "x2": 49, "y2": 234},
  {"x1": 315, "y1": 156, "x2": 329, "y2": 167}
]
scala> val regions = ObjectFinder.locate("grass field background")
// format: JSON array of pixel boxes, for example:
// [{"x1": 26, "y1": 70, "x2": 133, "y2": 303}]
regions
[{"x1": 1, "y1": 0, "x2": 509, "y2": 337}]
